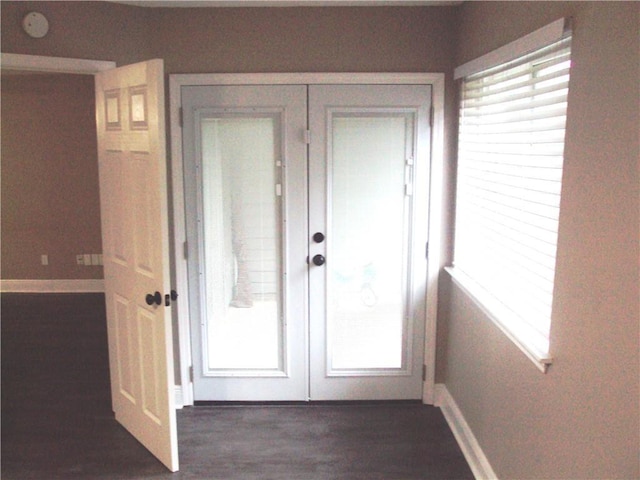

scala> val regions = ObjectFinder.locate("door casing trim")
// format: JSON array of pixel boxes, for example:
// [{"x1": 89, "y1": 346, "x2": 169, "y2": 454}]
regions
[
  {"x1": 170, "y1": 73, "x2": 444, "y2": 407},
  {"x1": 1, "y1": 53, "x2": 115, "y2": 74}
]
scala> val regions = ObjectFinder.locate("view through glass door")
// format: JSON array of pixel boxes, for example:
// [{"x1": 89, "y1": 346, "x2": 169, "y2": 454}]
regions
[{"x1": 182, "y1": 84, "x2": 431, "y2": 401}]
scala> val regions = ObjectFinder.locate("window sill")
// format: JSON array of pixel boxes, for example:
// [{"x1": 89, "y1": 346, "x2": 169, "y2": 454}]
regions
[{"x1": 445, "y1": 266, "x2": 553, "y2": 374}]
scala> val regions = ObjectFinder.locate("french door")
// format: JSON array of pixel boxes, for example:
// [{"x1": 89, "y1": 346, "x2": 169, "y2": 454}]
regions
[{"x1": 182, "y1": 83, "x2": 431, "y2": 401}]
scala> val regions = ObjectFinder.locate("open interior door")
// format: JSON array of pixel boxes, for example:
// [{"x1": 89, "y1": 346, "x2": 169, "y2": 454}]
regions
[{"x1": 95, "y1": 59, "x2": 179, "y2": 472}]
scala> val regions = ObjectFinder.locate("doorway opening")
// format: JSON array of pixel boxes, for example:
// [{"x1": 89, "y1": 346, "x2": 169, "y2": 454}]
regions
[{"x1": 171, "y1": 74, "x2": 445, "y2": 405}]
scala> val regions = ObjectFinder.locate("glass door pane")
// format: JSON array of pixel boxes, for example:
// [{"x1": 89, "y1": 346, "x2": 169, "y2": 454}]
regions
[
  {"x1": 328, "y1": 114, "x2": 413, "y2": 372},
  {"x1": 200, "y1": 116, "x2": 283, "y2": 373}
]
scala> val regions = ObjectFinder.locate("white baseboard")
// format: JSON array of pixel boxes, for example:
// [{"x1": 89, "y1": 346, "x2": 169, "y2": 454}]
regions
[
  {"x1": 434, "y1": 383, "x2": 498, "y2": 480},
  {"x1": 0, "y1": 279, "x2": 105, "y2": 293},
  {"x1": 175, "y1": 385, "x2": 185, "y2": 409}
]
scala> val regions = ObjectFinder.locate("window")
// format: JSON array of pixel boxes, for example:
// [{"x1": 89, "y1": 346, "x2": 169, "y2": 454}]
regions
[{"x1": 450, "y1": 21, "x2": 572, "y2": 372}]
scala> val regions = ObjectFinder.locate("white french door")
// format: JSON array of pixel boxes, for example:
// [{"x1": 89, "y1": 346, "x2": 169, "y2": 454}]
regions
[
  {"x1": 308, "y1": 85, "x2": 431, "y2": 400},
  {"x1": 182, "y1": 86, "x2": 308, "y2": 401},
  {"x1": 182, "y1": 83, "x2": 431, "y2": 402}
]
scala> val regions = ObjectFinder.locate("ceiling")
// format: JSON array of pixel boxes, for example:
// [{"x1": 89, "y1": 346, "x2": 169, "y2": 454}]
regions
[{"x1": 107, "y1": 0, "x2": 462, "y2": 7}]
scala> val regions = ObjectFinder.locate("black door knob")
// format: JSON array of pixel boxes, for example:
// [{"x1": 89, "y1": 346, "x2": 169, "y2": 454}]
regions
[
  {"x1": 145, "y1": 291, "x2": 162, "y2": 306},
  {"x1": 313, "y1": 232, "x2": 325, "y2": 243},
  {"x1": 312, "y1": 254, "x2": 325, "y2": 266}
]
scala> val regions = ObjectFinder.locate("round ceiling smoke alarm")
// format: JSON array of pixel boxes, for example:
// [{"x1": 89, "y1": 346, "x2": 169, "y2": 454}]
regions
[{"x1": 22, "y1": 12, "x2": 49, "y2": 39}]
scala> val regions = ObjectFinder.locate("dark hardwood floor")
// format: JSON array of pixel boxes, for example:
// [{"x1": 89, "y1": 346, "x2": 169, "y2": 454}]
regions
[{"x1": 1, "y1": 293, "x2": 473, "y2": 480}]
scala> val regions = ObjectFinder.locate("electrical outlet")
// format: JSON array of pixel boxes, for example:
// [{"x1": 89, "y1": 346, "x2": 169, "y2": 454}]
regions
[
  {"x1": 41, "y1": 254, "x2": 49, "y2": 266},
  {"x1": 76, "y1": 255, "x2": 85, "y2": 265}
]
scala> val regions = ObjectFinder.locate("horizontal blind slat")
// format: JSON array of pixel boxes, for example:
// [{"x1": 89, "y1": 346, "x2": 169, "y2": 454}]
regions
[
  {"x1": 463, "y1": 80, "x2": 569, "y2": 109},
  {"x1": 463, "y1": 65, "x2": 570, "y2": 100}
]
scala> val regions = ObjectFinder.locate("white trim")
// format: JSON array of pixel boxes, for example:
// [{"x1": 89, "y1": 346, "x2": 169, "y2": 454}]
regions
[
  {"x1": 446, "y1": 267, "x2": 552, "y2": 373},
  {"x1": 422, "y1": 73, "x2": 444, "y2": 405},
  {"x1": 454, "y1": 18, "x2": 570, "y2": 80},
  {"x1": 434, "y1": 384, "x2": 498, "y2": 480},
  {"x1": 111, "y1": 1, "x2": 463, "y2": 7},
  {"x1": 171, "y1": 72, "x2": 443, "y2": 86},
  {"x1": 170, "y1": 72, "x2": 445, "y2": 406},
  {"x1": 170, "y1": 76, "x2": 195, "y2": 407},
  {"x1": 174, "y1": 385, "x2": 185, "y2": 409},
  {"x1": 1, "y1": 53, "x2": 116, "y2": 74},
  {"x1": 0, "y1": 279, "x2": 105, "y2": 293}
]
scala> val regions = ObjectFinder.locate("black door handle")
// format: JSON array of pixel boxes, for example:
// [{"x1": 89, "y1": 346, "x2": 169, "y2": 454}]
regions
[
  {"x1": 145, "y1": 291, "x2": 162, "y2": 306},
  {"x1": 313, "y1": 232, "x2": 325, "y2": 243},
  {"x1": 312, "y1": 254, "x2": 325, "y2": 266}
]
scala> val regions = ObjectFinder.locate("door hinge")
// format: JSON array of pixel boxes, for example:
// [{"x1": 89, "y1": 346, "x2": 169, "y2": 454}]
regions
[
  {"x1": 178, "y1": 107, "x2": 184, "y2": 128},
  {"x1": 183, "y1": 241, "x2": 188, "y2": 260},
  {"x1": 422, "y1": 364, "x2": 427, "y2": 382},
  {"x1": 425, "y1": 241, "x2": 429, "y2": 259},
  {"x1": 189, "y1": 365, "x2": 194, "y2": 383},
  {"x1": 304, "y1": 129, "x2": 311, "y2": 144},
  {"x1": 429, "y1": 105, "x2": 434, "y2": 127}
]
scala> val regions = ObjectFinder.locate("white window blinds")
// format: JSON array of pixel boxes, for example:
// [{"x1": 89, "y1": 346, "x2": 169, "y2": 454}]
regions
[{"x1": 453, "y1": 34, "x2": 572, "y2": 366}]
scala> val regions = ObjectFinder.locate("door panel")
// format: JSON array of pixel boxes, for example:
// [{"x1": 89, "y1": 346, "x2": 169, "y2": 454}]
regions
[
  {"x1": 182, "y1": 85, "x2": 308, "y2": 401},
  {"x1": 96, "y1": 59, "x2": 178, "y2": 471},
  {"x1": 308, "y1": 85, "x2": 431, "y2": 400}
]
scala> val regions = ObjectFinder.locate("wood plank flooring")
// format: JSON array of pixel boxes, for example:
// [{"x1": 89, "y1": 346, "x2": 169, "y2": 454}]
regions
[{"x1": 1, "y1": 293, "x2": 473, "y2": 479}]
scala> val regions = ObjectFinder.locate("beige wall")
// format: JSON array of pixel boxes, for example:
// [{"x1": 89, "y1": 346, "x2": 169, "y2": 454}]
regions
[
  {"x1": 1, "y1": 73, "x2": 103, "y2": 280},
  {"x1": 0, "y1": 1, "x2": 152, "y2": 65},
  {"x1": 443, "y1": 2, "x2": 639, "y2": 478},
  {"x1": 148, "y1": 6, "x2": 456, "y2": 73}
]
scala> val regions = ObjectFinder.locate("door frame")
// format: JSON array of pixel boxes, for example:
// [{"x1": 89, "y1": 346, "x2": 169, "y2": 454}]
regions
[
  {"x1": 170, "y1": 73, "x2": 445, "y2": 406},
  {"x1": 1, "y1": 53, "x2": 115, "y2": 74},
  {"x1": 0, "y1": 53, "x2": 115, "y2": 298}
]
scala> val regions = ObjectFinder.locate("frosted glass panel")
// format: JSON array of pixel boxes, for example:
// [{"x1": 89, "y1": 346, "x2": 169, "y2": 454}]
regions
[
  {"x1": 200, "y1": 117, "x2": 282, "y2": 372},
  {"x1": 328, "y1": 115, "x2": 412, "y2": 371}
]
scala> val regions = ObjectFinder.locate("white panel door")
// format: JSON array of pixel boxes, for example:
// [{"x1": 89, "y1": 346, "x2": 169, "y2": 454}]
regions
[
  {"x1": 182, "y1": 85, "x2": 308, "y2": 401},
  {"x1": 95, "y1": 59, "x2": 178, "y2": 471},
  {"x1": 308, "y1": 85, "x2": 431, "y2": 400}
]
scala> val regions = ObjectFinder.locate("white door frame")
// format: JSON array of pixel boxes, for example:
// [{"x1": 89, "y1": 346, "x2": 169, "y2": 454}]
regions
[
  {"x1": 1, "y1": 53, "x2": 115, "y2": 74},
  {"x1": 170, "y1": 73, "x2": 444, "y2": 406}
]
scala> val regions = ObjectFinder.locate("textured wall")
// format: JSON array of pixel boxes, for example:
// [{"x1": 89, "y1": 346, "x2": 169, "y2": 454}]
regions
[{"x1": 443, "y1": 2, "x2": 640, "y2": 478}]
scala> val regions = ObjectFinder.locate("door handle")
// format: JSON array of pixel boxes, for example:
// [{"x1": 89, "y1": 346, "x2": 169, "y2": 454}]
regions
[
  {"x1": 312, "y1": 254, "x2": 325, "y2": 266},
  {"x1": 145, "y1": 291, "x2": 162, "y2": 306},
  {"x1": 147, "y1": 290, "x2": 177, "y2": 307}
]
